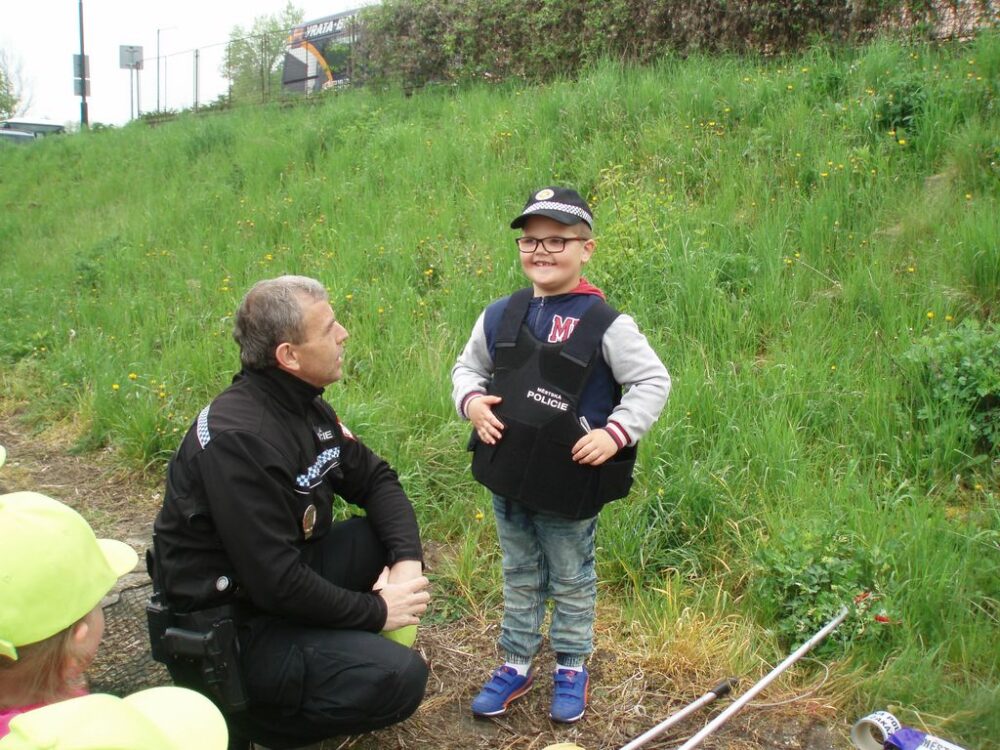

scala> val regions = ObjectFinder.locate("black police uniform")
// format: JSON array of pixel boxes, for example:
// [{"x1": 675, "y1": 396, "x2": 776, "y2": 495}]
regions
[{"x1": 152, "y1": 367, "x2": 427, "y2": 749}]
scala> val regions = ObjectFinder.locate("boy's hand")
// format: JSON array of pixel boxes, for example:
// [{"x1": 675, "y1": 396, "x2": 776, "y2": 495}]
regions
[
  {"x1": 571, "y1": 428, "x2": 619, "y2": 466},
  {"x1": 468, "y1": 395, "x2": 504, "y2": 445}
]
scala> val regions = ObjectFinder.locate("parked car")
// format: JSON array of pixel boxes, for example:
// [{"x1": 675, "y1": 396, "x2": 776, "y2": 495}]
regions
[
  {"x1": 0, "y1": 129, "x2": 36, "y2": 145},
  {"x1": 1, "y1": 119, "x2": 66, "y2": 137}
]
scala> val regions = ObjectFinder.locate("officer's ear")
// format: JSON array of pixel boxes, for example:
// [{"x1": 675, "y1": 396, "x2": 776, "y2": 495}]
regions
[{"x1": 274, "y1": 341, "x2": 300, "y2": 373}]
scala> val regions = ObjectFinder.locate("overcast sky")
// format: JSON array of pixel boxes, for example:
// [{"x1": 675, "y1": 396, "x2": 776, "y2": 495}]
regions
[{"x1": 0, "y1": 1, "x2": 373, "y2": 127}]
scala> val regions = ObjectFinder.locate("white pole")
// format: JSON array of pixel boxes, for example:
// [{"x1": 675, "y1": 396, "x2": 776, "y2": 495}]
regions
[
  {"x1": 675, "y1": 607, "x2": 850, "y2": 750},
  {"x1": 619, "y1": 679, "x2": 735, "y2": 750}
]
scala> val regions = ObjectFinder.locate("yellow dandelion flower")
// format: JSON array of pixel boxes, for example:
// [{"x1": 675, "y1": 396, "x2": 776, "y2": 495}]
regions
[
  {"x1": 112, "y1": 383, "x2": 120, "y2": 391},
  {"x1": 345, "y1": 293, "x2": 353, "y2": 301},
  {"x1": 898, "y1": 139, "x2": 906, "y2": 145},
  {"x1": 926, "y1": 311, "x2": 935, "y2": 319},
  {"x1": 475, "y1": 510, "x2": 484, "y2": 522},
  {"x1": 907, "y1": 266, "x2": 915, "y2": 273},
  {"x1": 945, "y1": 314, "x2": 953, "y2": 322}
]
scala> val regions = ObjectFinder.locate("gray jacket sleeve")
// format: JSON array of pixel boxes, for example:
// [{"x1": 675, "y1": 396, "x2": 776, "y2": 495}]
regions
[
  {"x1": 451, "y1": 311, "x2": 492, "y2": 418},
  {"x1": 602, "y1": 314, "x2": 670, "y2": 446}
]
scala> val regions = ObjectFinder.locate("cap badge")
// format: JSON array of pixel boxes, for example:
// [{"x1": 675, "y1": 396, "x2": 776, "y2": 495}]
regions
[
  {"x1": 534, "y1": 188, "x2": 555, "y2": 200},
  {"x1": 302, "y1": 504, "x2": 317, "y2": 540}
]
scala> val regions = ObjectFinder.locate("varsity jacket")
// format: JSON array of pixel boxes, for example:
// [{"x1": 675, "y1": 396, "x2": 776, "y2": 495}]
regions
[
  {"x1": 153, "y1": 367, "x2": 423, "y2": 632},
  {"x1": 452, "y1": 280, "x2": 670, "y2": 506}
]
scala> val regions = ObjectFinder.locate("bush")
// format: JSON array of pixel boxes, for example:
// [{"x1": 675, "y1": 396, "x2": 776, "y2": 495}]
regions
[
  {"x1": 357, "y1": 0, "x2": 990, "y2": 88},
  {"x1": 904, "y1": 319, "x2": 1000, "y2": 454},
  {"x1": 752, "y1": 527, "x2": 892, "y2": 653}
]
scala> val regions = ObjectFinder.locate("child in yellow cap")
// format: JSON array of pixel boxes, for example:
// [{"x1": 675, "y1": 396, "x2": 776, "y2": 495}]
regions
[
  {"x1": 0, "y1": 686, "x2": 227, "y2": 750},
  {"x1": 0, "y1": 491, "x2": 139, "y2": 736}
]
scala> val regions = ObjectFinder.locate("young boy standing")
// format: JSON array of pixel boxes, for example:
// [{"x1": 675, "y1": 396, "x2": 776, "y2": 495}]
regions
[{"x1": 451, "y1": 186, "x2": 670, "y2": 723}]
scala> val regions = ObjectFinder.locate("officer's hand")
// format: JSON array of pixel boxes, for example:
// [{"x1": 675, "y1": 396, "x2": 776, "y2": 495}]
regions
[
  {"x1": 571, "y1": 428, "x2": 619, "y2": 466},
  {"x1": 468, "y1": 395, "x2": 504, "y2": 445},
  {"x1": 387, "y1": 559, "x2": 424, "y2": 584},
  {"x1": 375, "y1": 566, "x2": 431, "y2": 631}
]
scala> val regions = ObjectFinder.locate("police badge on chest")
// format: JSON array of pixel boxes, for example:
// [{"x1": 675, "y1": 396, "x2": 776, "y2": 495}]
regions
[{"x1": 302, "y1": 503, "x2": 317, "y2": 539}]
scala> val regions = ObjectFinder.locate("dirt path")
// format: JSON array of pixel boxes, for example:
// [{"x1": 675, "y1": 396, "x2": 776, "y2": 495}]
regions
[{"x1": 0, "y1": 415, "x2": 847, "y2": 750}]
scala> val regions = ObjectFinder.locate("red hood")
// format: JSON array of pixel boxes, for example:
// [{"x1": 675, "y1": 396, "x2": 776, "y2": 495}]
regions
[{"x1": 573, "y1": 277, "x2": 606, "y2": 300}]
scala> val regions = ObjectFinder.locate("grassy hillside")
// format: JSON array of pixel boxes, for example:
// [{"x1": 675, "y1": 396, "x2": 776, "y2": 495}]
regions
[{"x1": 2, "y1": 34, "x2": 998, "y2": 745}]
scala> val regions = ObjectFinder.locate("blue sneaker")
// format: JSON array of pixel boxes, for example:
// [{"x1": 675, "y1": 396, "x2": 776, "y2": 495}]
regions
[
  {"x1": 549, "y1": 667, "x2": 589, "y2": 723},
  {"x1": 471, "y1": 665, "x2": 534, "y2": 717}
]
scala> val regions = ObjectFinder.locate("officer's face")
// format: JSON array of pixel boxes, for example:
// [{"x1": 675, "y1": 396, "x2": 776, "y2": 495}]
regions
[{"x1": 289, "y1": 297, "x2": 349, "y2": 388}]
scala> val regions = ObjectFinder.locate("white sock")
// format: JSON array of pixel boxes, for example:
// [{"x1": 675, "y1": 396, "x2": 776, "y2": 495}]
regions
[
  {"x1": 504, "y1": 661, "x2": 531, "y2": 676},
  {"x1": 555, "y1": 663, "x2": 583, "y2": 673}
]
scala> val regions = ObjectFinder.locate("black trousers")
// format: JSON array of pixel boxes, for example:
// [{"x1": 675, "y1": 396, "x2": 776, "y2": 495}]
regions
[{"x1": 167, "y1": 517, "x2": 428, "y2": 750}]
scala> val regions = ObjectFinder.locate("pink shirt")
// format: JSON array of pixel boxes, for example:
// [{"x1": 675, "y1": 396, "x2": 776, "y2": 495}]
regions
[
  {"x1": 0, "y1": 703, "x2": 44, "y2": 737},
  {"x1": 0, "y1": 688, "x2": 87, "y2": 737}
]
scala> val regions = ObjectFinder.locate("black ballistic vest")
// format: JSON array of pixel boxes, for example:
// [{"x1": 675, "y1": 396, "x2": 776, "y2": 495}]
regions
[{"x1": 470, "y1": 288, "x2": 638, "y2": 519}]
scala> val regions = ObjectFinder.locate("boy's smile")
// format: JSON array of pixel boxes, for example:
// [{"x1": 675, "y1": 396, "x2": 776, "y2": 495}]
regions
[{"x1": 518, "y1": 216, "x2": 594, "y2": 297}]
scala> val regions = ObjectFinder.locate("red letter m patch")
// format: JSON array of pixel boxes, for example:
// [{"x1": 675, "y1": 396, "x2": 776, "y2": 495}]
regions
[{"x1": 548, "y1": 315, "x2": 579, "y2": 343}]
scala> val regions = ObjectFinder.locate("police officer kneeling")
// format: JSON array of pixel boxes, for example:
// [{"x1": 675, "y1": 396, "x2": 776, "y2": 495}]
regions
[{"x1": 149, "y1": 276, "x2": 431, "y2": 750}]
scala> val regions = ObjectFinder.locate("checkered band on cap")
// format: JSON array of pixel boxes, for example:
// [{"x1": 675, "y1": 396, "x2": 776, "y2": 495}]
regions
[{"x1": 521, "y1": 200, "x2": 593, "y2": 227}]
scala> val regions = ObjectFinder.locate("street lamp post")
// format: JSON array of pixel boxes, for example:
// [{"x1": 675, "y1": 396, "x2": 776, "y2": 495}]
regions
[{"x1": 156, "y1": 26, "x2": 176, "y2": 112}]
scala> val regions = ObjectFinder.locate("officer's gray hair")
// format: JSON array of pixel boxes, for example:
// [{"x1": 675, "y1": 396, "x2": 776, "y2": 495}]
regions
[{"x1": 233, "y1": 276, "x2": 329, "y2": 369}]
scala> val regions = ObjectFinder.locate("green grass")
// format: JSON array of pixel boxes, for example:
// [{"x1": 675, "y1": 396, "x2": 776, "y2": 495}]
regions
[{"x1": 2, "y1": 33, "x2": 998, "y2": 745}]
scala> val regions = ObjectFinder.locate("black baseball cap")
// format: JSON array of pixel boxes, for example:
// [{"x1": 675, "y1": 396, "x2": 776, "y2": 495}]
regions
[{"x1": 510, "y1": 186, "x2": 593, "y2": 230}]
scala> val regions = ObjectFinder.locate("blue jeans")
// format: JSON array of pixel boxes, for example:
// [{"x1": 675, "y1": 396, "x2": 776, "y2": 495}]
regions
[{"x1": 492, "y1": 495, "x2": 598, "y2": 668}]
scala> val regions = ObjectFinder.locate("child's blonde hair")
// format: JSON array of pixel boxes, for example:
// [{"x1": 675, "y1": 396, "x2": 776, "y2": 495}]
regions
[{"x1": 0, "y1": 622, "x2": 84, "y2": 708}]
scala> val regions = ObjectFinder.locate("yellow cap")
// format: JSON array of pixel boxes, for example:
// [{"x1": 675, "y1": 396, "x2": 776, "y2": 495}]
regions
[
  {"x1": 0, "y1": 492, "x2": 138, "y2": 660},
  {"x1": 0, "y1": 688, "x2": 228, "y2": 749}
]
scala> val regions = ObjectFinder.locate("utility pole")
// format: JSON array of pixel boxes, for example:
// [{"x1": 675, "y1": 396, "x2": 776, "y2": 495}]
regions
[{"x1": 78, "y1": 0, "x2": 88, "y2": 127}]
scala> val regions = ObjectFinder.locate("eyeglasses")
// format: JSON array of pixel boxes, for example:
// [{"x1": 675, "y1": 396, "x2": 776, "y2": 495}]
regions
[{"x1": 515, "y1": 236, "x2": 586, "y2": 254}]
